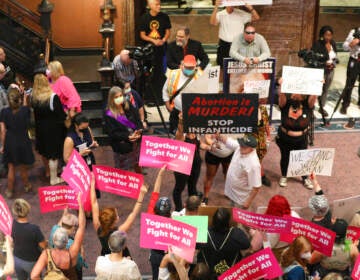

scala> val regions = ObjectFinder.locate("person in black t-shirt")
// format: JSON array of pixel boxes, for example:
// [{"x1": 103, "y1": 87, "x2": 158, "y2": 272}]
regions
[{"x1": 139, "y1": 0, "x2": 171, "y2": 105}]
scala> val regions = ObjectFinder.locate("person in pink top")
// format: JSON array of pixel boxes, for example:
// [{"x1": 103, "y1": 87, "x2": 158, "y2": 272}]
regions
[{"x1": 47, "y1": 60, "x2": 82, "y2": 120}]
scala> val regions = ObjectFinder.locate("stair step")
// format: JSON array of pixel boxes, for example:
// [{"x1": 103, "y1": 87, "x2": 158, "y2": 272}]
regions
[
  {"x1": 79, "y1": 91, "x2": 103, "y2": 103},
  {"x1": 74, "y1": 81, "x2": 102, "y2": 92}
]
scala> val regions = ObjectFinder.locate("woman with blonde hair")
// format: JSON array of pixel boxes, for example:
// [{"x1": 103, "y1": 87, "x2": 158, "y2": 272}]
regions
[
  {"x1": 11, "y1": 198, "x2": 46, "y2": 280},
  {"x1": 47, "y1": 60, "x2": 81, "y2": 122},
  {"x1": 0, "y1": 87, "x2": 34, "y2": 198},
  {"x1": 32, "y1": 73, "x2": 66, "y2": 185},
  {"x1": 280, "y1": 236, "x2": 319, "y2": 280},
  {"x1": 104, "y1": 86, "x2": 143, "y2": 173}
]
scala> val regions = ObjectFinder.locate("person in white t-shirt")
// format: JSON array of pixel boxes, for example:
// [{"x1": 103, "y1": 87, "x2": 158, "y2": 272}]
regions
[
  {"x1": 210, "y1": 0, "x2": 260, "y2": 67},
  {"x1": 218, "y1": 134, "x2": 261, "y2": 210}
]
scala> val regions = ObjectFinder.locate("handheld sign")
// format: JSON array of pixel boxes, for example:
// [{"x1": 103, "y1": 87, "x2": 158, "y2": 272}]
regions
[
  {"x1": 218, "y1": 248, "x2": 282, "y2": 280},
  {"x1": 281, "y1": 66, "x2": 324, "y2": 95},
  {"x1": 280, "y1": 216, "x2": 336, "y2": 257},
  {"x1": 61, "y1": 150, "x2": 91, "y2": 211},
  {"x1": 38, "y1": 186, "x2": 78, "y2": 213},
  {"x1": 173, "y1": 215, "x2": 208, "y2": 243},
  {"x1": 139, "y1": 136, "x2": 195, "y2": 175},
  {"x1": 0, "y1": 195, "x2": 12, "y2": 236},
  {"x1": 352, "y1": 255, "x2": 360, "y2": 280},
  {"x1": 232, "y1": 208, "x2": 291, "y2": 233},
  {"x1": 140, "y1": 213, "x2": 197, "y2": 263},
  {"x1": 93, "y1": 165, "x2": 143, "y2": 199},
  {"x1": 183, "y1": 65, "x2": 220, "y2": 94},
  {"x1": 346, "y1": 226, "x2": 360, "y2": 243},
  {"x1": 286, "y1": 148, "x2": 335, "y2": 177},
  {"x1": 182, "y1": 93, "x2": 258, "y2": 134}
]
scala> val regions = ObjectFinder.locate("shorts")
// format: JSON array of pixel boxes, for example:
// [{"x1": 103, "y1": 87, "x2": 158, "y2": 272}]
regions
[{"x1": 205, "y1": 151, "x2": 233, "y2": 165}]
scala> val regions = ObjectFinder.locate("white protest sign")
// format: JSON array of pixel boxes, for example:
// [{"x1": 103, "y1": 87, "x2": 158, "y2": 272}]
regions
[
  {"x1": 244, "y1": 79, "x2": 271, "y2": 98},
  {"x1": 333, "y1": 195, "x2": 360, "y2": 223},
  {"x1": 286, "y1": 148, "x2": 335, "y2": 177},
  {"x1": 183, "y1": 65, "x2": 220, "y2": 94},
  {"x1": 220, "y1": 0, "x2": 272, "y2": 6},
  {"x1": 281, "y1": 66, "x2": 324, "y2": 95}
]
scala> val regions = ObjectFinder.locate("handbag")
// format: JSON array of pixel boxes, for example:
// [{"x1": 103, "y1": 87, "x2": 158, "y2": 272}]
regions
[{"x1": 43, "y1": 249, "x2": 69, "y2": 280}]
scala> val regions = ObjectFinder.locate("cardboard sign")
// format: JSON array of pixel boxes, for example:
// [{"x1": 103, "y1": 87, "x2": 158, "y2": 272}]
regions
[
  {"x1": 281, "y1": 66, "x2": 324, "y2": 95},
  {"x1": 93, "y1": 165, "x2": 143, "y2": 199},
  {"x1": 286, "y1": 148, "x2": 335, "y2": 177},
  {"x1": 61, "y1": 150, "x2": 91, "y2": 211},
  {"x1": 223, "y1": 58, "x2": 276, "y2": 96},
  {"x1": 38, "y1": 186, "x2": 78, "y2": 213},
  {"x1": 333, "y1": 195, "x2": 360, "y2": 223},
  {"x1": 232, "y1": 208, "x2": 291, "y2": 233},
  {"x1": 280, "y1": 216, "x2": 336, "y2": 257},
  {"x1": 0, "y1": 196, "x2": 13, "y2": 236},
  {"x1": 173, "y1": 215, "x2": 208, "y2": 243},
  {"x1": 220, "y1": 0, "x2": 272, "y2": 6},
  {"x1": 352, "y1": 255, "x2": 360, "y2": 280},
  {"x1": 346, "y1": 226, "x2": 360, "y2": 243},
  {"x1": 140, "y1": 213, "x2": 197, "y2": 263},
  {"x1": 139, "y1": 136, "x2": 195, "y2": 175},
  {"x1": 218, "y1": 248, "x2": 282, "y2": 280},
  {"x1": 182, "y1": 93, "x2": 258, "y2": 134},
  {"x1": 183, "y1": 65, "x2": 220, "y2": 94}
]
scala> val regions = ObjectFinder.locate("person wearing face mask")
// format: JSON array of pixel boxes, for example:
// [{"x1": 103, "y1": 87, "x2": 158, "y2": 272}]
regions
[
  {"x1": 121, "y1": 81, "x2": 147, "y2": 130},
  {"x1": 166, "y1": 26, "x2": 209, "y2": 71},
  {"x1": 104, "y1": 86, "x2": 143, "y2": 173},
  {"x1": 162, "y1": 54, "x2": 202, "y2": 134},
  {"x1": 280, "y1": 236, "x2": 319, "y2": 280},
  {"x1": 276, "y1": 78, "x2": 317, "y2": 189}
]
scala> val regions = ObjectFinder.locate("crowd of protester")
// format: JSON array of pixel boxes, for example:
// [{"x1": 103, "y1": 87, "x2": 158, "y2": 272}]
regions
[{"x1": 0, "y1": 0, "x2": 360, "y2": 279}]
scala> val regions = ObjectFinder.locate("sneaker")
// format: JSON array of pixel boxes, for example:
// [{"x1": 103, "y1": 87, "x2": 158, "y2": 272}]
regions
[
  {"x1": 201, "y1": 197, "x2": 209, "y2": 206},
  {"x1": 343, "y1": 118, "x2": 355, "y2": 129},
  {"x1": 318, "y1": 108, "x2": 328, "y2": 117},
  {"x1": 303, "y1": 178, "x2": 314, "y2": 190},
  {"x1": 340, "y1": 106, "x2": 347, "y2": 115},
  {"x1": 24, "y1": 183, "x2": 33, "y2": 193},
  {"x1": 262, "y1": 175, "x2": 271, "y2": 187},
  {"x1": 279, "y1": 177, "x2": 287, "y2": 187},
  {"x1": 5, "y1": 189, "x2": 13, "y2": 199}
]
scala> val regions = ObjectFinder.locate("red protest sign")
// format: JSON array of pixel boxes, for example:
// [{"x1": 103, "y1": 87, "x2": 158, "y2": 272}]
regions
[
  {"x1": 38, "y1": 186, "x2": 78, "y2": 213},
  {"x1": 218, "y1": 248, "x2": 282, "y2": 280},
  {"x1": 0, "y1": 195, "x2": 12, "y2": 236},
  {"x1": 232, "y1": 208, "x2": 291, "y2": 233},
  {"x1": 280, "y1": 216, "x2": 336, "y2": 257},
  {"x1": 93, "y1": 165, "x2": 143, "y2": 199},
  {"x1": 346, "y1": 226, "x2": 360, "y2": 243}
]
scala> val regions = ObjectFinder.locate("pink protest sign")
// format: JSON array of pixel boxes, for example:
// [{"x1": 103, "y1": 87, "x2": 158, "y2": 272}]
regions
[
  {"x1": 93, "y1": 165, "x2": 143, "y2": 199},
  {"x1": 0, "y1": 195, "x2": 13, "y2": 236},
  {"x1": 140, "y1": 213, "x2": 197, "y2": 263},
  {"x1": 38, "y1": 186, "x2": 78, "y2": 213},
  {"x1": 352, "y1": 255, "x2": 360, "y2": 280},
  {"x1": 219, "y1": 248, "x2": 282, "y2": 280},
  {"x1": 280, "y1": 216, "x2": 335, "y2": 257},
  {"x1": 139, "y1": 136, "x2": 195, "y2": 175},
  {"x1": 61, "y1": 150, "x2": 91, "y2": 211},
  {"x1": 232, "y1": 208, "x2": 291, "y2": 233},
  {"x1": 346, "y1": 226, "x2": 360, "y2": 243}
]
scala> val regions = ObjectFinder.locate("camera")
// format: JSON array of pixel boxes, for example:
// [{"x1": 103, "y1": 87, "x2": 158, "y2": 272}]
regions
[
  {"x1": 126, "y1": 43, "x2": 154, "y2": 61},
  {"x1": 298, "y1": 49, "x2": 327, "y2": 68}
]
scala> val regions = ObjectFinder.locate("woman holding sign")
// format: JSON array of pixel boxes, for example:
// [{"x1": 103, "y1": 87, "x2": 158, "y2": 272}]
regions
[
  {"x1": 104, "y1": 86, "x2": 143, "y2": 173},
  {"x1": 276, "y1": 80, "x2": 317, "y2": 189}
]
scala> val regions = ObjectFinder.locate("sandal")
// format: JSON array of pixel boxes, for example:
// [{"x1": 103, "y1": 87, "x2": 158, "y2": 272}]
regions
[
  {"x1": 343, "y1": 118, "x2": 355, "y2": 129},
  {"x1": 5, "y1": 189, "x2": 13, "y2": 199},
  {"x1": 24, "y1": 183, "x2": 33, "y2": 193}
]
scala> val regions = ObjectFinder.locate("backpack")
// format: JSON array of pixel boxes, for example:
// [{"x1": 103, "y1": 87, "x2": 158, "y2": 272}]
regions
[{"x1": 43, "y1": 249, "x2": 69, "y2": 280}]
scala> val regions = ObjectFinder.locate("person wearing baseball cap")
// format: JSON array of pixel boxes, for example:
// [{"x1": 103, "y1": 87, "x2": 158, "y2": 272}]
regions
[
  {"x1": 218, "y1": 133, "x2": 262, "y2": 210},
  {"x1": 162, "y1": 54, "x2": 202, "y2": 134}
]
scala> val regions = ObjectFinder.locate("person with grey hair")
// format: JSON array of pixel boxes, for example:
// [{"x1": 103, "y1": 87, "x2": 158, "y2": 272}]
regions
[
  {"x1": 11, "y1": 199, "x2": 47, "y2": 280},
  {"x1": 166, "y1": 26, "x2": 209, "y2": 70},
  {"x1": 112, "y1": 49, "x2": 140, "y2": 88},
  {"x1": 95, "y1": 231, "x2": 141, "y2": 280},
  {"x1": 31, "y1": 193, "x2": 85, "y2": 280}
]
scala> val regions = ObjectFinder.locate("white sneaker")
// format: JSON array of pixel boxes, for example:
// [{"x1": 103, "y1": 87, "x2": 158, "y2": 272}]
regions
[
  {"x1": 279, "y1": 177, "x2": 287, "y2": 187},
  {"x1": 303, "y1": 178, "x2": 314, "y2": 190}
]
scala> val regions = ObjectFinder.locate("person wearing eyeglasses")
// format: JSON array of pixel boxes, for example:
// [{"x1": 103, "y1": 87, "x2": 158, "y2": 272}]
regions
[{"x1": 229, "y1": 22, "x2": 271, "y2": 65}]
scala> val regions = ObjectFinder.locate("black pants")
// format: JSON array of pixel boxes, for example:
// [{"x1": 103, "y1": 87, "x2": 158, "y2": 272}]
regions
[
  {"x1": 173, "y1": 156, "x2": 201, "y2": 211},
  {"x1": 276, "y1": 128, "x2": 308, "y2": 177},
  {"x1": 216, "y1": 39, "x2": 231, "y2": 68},
  {"x1": 146, "y1": 46, "x2": 166, "y2": 105},
  {"x1": 169, "y1": 108, "x2": 180, "y2": 134},
  {"x1": 341, "y1": 57, "x2": 360, "y2": 109},
  {"x1": 150, "y1": 249, "x2": 165, "y2": 280}
]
